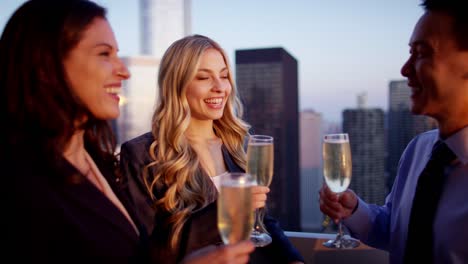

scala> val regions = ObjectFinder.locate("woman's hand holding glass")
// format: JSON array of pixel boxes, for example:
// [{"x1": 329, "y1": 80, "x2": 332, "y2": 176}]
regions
[
  {"x1": 246, "y1": 134, "x2": 274, "y2": 247},
  {"x1": 251, "y1": 186, "x2": 270, "y2": 209}
]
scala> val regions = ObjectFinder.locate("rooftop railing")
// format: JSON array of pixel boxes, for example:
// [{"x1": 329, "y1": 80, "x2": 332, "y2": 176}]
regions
[{"x1": 285, "y1": 231, "x2": 389, "y2": 264}]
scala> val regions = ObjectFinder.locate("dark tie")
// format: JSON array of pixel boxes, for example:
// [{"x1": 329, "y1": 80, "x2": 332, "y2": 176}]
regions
[{"x1": 404, "y1": 140, "x2": 457, "y2": 264}]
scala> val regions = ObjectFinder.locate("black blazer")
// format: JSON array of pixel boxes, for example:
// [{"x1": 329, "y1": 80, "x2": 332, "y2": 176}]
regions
[
  {"x1": 9, "y1": 150, "x2": 148, "y2": 263},
  {"x1": 120, "y1": 132, "x2": 304, "y2": 263}
]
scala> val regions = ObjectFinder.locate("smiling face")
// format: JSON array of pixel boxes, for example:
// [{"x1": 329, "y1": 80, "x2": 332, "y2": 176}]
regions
[
  {"x1": 63, "y1": 18, "x2": 130, "y2": 121},
  {"x1": 400, "y1": 11, "x2": 468, "y2": 122},
  {"x1": 185, "y1": 48, "x2": 232, "y2": 122}
]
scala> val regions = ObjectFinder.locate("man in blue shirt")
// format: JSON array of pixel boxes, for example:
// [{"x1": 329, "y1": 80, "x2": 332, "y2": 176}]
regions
[{"x1": 319, "y1": 0, "x2": 468, "y2": 263}]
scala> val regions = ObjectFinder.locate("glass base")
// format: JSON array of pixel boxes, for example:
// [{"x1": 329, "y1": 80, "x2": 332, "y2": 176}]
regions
[
  {"x1": 322, "y1": 235, "x2": 360, "y2": 249},
  {"x1": 250, "y1": 230, "x2": 272, "y2": 247}
]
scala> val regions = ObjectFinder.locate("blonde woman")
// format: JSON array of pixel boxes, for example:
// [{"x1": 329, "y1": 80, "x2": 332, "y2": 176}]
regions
[{"x1": 120, "y1": 34, "x2": 304, "y2": 263}]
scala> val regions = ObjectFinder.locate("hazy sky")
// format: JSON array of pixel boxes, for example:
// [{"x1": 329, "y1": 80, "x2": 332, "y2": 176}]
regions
[{"x1": 0, "y1": 0, "x2": 424, "y2": 122}]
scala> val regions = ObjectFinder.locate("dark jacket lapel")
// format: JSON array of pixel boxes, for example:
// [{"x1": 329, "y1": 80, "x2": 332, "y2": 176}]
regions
[
  {"x1": 222, "y1": 145, "x2": 244, "y2": 173},
  {"x1": 60, "y1": 157, "x2": 140, "y2": 243},
  {"x1": 94, "y1": 154, "x2": 148, "y2": 238}
]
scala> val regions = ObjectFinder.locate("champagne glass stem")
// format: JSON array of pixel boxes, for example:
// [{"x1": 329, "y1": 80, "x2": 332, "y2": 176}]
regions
[
  {"x1": 254, "y1": 209, "x2": 261, "y2": 230},
  {"x1": 337, "y1": 220, "x2": 344, "y2": 240},
  {"x1": 253, "y1": 208, "x2": 266, "y2": 232},
  {"x1": 250, "y1": 207, "x2": 272, "y2": 247}
]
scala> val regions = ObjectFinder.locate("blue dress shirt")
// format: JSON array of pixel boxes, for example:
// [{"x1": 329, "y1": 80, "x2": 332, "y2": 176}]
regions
[{"x1": 343, "y1": 127, "x2": 468, "y2": 264}]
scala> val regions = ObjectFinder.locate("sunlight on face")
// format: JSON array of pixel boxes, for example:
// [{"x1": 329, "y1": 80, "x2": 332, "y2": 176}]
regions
[
  {"x1": 63, "y1": 18, "x2": 130, "y2": 122},
  {"x1": 400, "y1": 11, "x2": 468, "y2": 121},
  {"x1": 185, "y1": 48, "x2": 232, "y2": 122}
]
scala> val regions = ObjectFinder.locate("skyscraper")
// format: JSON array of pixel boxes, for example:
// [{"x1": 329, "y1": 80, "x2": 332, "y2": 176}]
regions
[
  {"x1": 387, "y1": 80, "x2": 437, "y2": 189},
  {"x1": 116, "y1": 56, "x2": 160, "y2": 145},
  {"x1": 115, "y1": 1, "x2": 191, "y2": 145},
  {"x1": 343, "y1": 97, "x2": 386, "y2": 205},
  {"x1": 236, "y1": 47, "x2": 300, "y2": 230},
  {"x1": 140, "y1": 0, "x2": 191, "y2": 58},
  {"x1": 300, "y1": 110, "x2": 324, "y2": 232}
]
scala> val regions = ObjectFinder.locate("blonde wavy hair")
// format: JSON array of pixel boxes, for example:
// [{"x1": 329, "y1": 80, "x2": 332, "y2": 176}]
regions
[{"x1": 145, "y1": 34, "x2": 250, "y2": 250}]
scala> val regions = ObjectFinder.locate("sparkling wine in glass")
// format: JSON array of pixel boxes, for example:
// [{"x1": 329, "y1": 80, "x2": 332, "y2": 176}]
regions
[
  {"x1": 217, "y1": 172, "x2": 255, "y2": 244},
  {"x1": 322, "y1": 133, "x2": 360, "y2": 249},
  {"x1": 246, "y1": 135, "x2": 274, "y2": 247}
]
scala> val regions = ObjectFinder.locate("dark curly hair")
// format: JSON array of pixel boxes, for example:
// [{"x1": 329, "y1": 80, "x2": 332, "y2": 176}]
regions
[{"x1": 1, "y1": 0, "x2": 118, "y2": 181}]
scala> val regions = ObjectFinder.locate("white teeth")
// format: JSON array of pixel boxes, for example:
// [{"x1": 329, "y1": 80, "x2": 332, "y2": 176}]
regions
[
  {"x1": 105, "y1": 87, "x2": 121, "y2": 94},
  {"x1": 204, "y1": 98, "x2": 222, "y2": 104}
]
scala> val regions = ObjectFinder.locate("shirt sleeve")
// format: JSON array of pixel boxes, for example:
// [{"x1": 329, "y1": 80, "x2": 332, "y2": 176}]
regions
[
  {"x1": 343, "y1": 196, "x2": 392, "y2": 251},
  {"x1": 342, "y1": 133, "x2": 421, "y2": 251}
]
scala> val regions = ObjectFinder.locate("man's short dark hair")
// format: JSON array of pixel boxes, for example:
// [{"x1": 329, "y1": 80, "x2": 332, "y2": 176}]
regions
[{"x1": 421, "y1": 0, "x2": 468, "y2": 49}]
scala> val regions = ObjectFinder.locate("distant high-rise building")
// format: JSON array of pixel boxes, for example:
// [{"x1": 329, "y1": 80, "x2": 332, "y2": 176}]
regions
[
  {"x1": 115, "y1": 1, "x2": 189, "y2": 144},
  {"x1": 343, "y1": 103, "x2": 386, "y2": 205},
  {"x1": 236, "y1": 47, "x2": 300, "y2": 230},
  {"x1": 300, "y1": 110, "x2": 324, "y2": 232},
  {"x1": 387, "y1": 80, "x2": 437, "y2": 189},
  {"x1": 117, "y1": 56, "x2": 160, "y2": 145},
  {"x1": 324, "y1": 121, "x2": 341, "y2": 134},
  {"x1": 140, "y1": 0, "x2": 191, "y2": 58}
]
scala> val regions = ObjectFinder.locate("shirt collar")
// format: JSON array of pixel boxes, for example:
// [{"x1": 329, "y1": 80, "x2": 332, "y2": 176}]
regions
[{"x1": 443, "y1": 126, "x2": 468, "y2": 165}]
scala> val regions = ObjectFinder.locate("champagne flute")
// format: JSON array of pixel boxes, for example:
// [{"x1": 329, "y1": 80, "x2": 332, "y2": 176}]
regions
[
  {"x1": 322, "y1": 133, "x2": 360, "y2": 249},
  {"x1": 217, "y1": 172, "x2": 255, "y2": 244},
  {"x1": 246, "y1": 134, "x2": 274, "y2": 247}
]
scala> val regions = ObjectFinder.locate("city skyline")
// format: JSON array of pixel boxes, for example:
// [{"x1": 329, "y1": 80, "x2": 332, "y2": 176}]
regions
[
  {"x1": 343, "y1": 107, "x2": 386, "y2": 204},
  {"x1": 0, "y1": 0, "x2": 423, "y2": 122},
  {"x1": 300, "y1": 110, "x2": 324, "y2": 232}
]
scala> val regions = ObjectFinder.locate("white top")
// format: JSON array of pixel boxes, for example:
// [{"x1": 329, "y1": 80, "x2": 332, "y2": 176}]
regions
[{"x1": 210, "y1": 171, "x2": 229, "y2": 191}]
